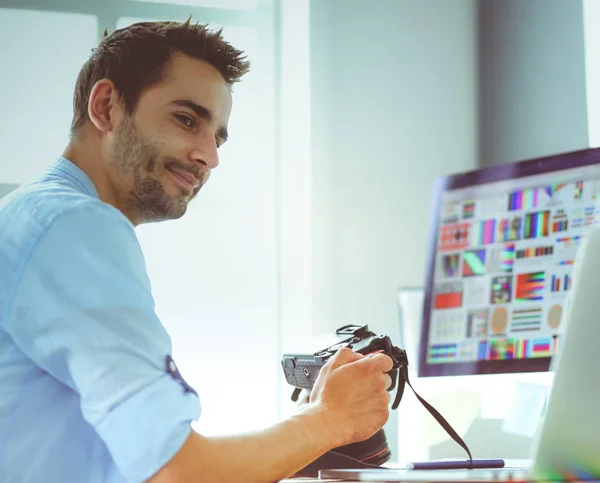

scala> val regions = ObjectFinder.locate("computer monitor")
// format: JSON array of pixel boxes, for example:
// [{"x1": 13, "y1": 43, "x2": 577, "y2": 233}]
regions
[{"x1": 419, "y1": 148, "x2": 600, "y2": 377}]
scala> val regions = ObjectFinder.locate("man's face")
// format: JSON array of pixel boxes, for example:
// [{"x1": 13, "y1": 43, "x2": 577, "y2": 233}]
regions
[{"x1": 108, "y1": 53, "x2": 233, "y2": 224}]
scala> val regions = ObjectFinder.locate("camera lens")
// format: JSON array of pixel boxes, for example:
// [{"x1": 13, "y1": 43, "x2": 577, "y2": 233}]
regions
[{"x1": 332, "y1": 428, "x2": 391, "y2": 465}]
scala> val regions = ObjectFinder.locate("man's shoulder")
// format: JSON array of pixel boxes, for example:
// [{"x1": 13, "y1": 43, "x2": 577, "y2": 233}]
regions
[
  {"x1": 0, "y1": 176, "x2": 137, "y2": 287},
  {"x1": 0, "y1": 177, "x2": 132, "y2": 241},
  {"x1": 0, "y1": 177, "x2": 144, "y2": 327}
]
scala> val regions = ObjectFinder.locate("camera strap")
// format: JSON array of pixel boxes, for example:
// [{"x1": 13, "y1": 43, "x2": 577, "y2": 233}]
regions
[
  {"x1": 385, "y1": 339, "x2": 474, "y2": 463},
  {"x1": 394, "y1": 364, "x2": 474, "y2": 463}
]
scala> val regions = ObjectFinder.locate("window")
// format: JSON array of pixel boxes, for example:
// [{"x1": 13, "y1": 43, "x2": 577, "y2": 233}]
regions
[{"x1": 0, "y1": 8, "x2": 97, "y2": 183}]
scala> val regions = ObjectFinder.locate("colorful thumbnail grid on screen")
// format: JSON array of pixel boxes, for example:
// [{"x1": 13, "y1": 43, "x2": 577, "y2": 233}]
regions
[
  {"x1": 491, "y1": 275, "x2": 512, "y2": 303},
  {"x1": 515, "y1": 272, "x2": 545, "y2": 301},
  {"x1": 463, "y1": 201, "x2": 475, "y2": 219},
  {"x1": 428, "y1": 343, "x2": 458, "y2": 362},
  {"x1": 550, "y1": 274, "x2": 572, "y2": 292},
  {"x1": 515, "y1": 246, "x2": 553, "y2": 259},
  {"x1": 439, "y1": 223, "x2": 470, "y2": 251},
  {"x1": 474, "y1": 219, "x2": 496, "y2": 245},
  {"x1": 511, "y1": 307, "x2": 542, "y2": 332},
  {"x1": 553, "y1": 219, "x2": 568, "y2": 232},
  {"x1": 442, "y1": 254, "x2": 460, "y2": 277},
  {"x1": 508, "y1": 188, "x2": 539, "y2": 211},
  {"x1": 545, "y1": 183, "x2": 566, "y2": 198},
  {"x1": 434, "y1": 283, "x2": 463, "y2": 309},
  {"x1": 497, "y1": 217, "x2": 522, "y2": 242},
  {"x1": 524, "y1": 211, "x2": 550, "y2": 239},
  {"x1": 487, "y1": 336, "x2": 557, "y2": 360},
  {"x1": 488, "y1": 244, "x2": 515, "y2": 272},
  {"x1": 462, "y1": 249, "x2": 486, "y2": 276}
]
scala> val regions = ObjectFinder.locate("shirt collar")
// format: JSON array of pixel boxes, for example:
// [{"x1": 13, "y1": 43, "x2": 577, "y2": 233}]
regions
[{"x1": 49, "y1": 156, "x2": 99, "y2": 199}]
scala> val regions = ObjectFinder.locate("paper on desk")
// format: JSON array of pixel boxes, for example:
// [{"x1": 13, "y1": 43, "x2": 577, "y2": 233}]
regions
[{"x1": 502, "y1": 381, "x2": 548, "y2": 437}]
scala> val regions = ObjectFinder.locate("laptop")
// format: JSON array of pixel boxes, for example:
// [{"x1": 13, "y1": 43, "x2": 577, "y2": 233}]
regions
[{"x1": 320, "y1": 226, "x2": 600, "y2": 482}]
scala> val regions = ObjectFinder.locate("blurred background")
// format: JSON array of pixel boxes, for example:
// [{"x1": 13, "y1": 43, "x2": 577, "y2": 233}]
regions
[{"x1": 1, "y1": 0, "x2": 599, "y2": 465}]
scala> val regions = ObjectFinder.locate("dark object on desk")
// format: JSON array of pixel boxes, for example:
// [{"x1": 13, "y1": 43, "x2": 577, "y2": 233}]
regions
[
  {"x1": 408, "y1": 459, "x2": 505, "y2": 470},
  {"x1": 293, "y1": 450, "x2": 382, "y2": 478},
  {"x1": 292, "y1": 428, "x2": 391, "y2": 477},
  {"x1": 332, "y1": 428, "x2": 391, "y2": 466},
  {"x1": 282, "y1": 325, "x2": 500, "y2": 477}
]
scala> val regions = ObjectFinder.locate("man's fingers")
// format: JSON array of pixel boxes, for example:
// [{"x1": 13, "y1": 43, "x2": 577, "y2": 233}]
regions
[
  {"x1": 325, "y1": 347, "x2": 364, "y2": 371},
  {"x1": 360, "y1": 352, "x2": 394, "y2": 373},
  {"x1": 384, "y1": 373, "x2": 393, "y2": 390}
]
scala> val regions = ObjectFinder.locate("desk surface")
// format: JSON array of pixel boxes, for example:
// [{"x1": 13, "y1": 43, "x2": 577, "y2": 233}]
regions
[
  {"x1": 278, "y1": 462, "x2": 598, "y2": 483},
  {"x1": 280, "y1": 480, "x2": 333, "y2": 482},
  {"x1": 280, "y1": 480, "x2": 355, "y2": 482},
  {"x1": 279, "y1": 474, "x2": 518, "y2": 482},
  {"x1": 280, "y1": 480, "x2": 600, "y2": 483}
]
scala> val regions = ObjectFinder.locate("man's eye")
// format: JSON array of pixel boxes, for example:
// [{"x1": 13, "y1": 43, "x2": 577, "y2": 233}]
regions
[{"x1": 176, "y1": 114, "x2": 195, "y2": 128}]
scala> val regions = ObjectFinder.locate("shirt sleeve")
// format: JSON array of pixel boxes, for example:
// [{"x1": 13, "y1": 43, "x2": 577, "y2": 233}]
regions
[{"x1": 3, "y1": 201, "x2": 200, "y2": 482}]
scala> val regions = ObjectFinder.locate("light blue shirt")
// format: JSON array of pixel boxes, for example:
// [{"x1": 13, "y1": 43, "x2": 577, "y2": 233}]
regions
[{"x1": 0, "y1": 157, "x2": 200, "y2": 482}]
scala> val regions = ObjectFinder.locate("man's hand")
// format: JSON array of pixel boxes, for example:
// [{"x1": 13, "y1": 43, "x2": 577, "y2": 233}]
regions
[
  {"x1": 306, "y1": 347, "x2": 394, "y2": 447},
  {"x1": 295, "y1": 388, "x2": 311, "y2": 408},
  {"x1": 148, "y1": 348, "x2": 394, "y2": 483}
]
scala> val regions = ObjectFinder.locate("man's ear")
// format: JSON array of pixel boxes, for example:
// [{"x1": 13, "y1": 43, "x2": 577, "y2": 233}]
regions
[{"x1": 87, "y1": 79, "x2": 122, "y2": 133}]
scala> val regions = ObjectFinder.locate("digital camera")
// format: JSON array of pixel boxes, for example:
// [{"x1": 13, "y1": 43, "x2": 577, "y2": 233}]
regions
[
  {"x1": 282, "y1": 325, "x2": 476, "y2": 477},
  {"x1": 281, "y1": 324, "x2": 409, "y2": 465}
]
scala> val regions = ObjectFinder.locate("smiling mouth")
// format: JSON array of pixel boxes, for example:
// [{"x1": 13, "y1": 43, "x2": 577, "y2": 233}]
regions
[{"x1": 166, "y1": 168, "x2": 198, "y2": 193}]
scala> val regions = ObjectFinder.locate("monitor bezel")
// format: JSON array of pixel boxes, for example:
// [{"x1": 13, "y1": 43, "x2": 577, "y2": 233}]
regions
[{"x1": 418, "y1": 147, "x2": 600, "y2": 377}]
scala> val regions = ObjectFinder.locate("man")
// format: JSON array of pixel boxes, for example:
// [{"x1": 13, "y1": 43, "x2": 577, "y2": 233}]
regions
[{"x1": 0, "y1": 19, "x2": 393, "y2": 482}]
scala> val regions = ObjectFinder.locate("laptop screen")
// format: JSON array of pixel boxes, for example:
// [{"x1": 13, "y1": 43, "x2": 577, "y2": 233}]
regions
[{"x1": 419, "y1": 148, "x2": 600, "y2": 377}]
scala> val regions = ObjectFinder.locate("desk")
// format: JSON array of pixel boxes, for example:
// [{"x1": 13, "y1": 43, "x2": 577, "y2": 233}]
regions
[
  {"x1": 281, "y1": 480, "x2": 335, "y2": 482},
  {"x1": 280, "y1": 480, "x2": 600, "y2": 483},
  {"x1": 280, "y1": 480, "x2": 355, "y2": 482}
]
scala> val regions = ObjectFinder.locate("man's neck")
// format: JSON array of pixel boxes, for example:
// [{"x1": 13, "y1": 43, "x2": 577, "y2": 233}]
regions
[{"x1": 62, "y1": 137, "x2": 137, "y2": 225}]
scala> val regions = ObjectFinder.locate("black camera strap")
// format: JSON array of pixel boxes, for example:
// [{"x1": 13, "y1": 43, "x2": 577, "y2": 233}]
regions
[
  {"x1": 395, "y1": 364, "x2": 474, "y2": 463},
  {"x1": 385, "y1": 340, "x2": 473, "y2": 463}
]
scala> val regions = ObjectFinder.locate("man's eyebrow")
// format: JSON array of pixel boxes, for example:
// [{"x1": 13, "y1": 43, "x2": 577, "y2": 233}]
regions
[{"x1": 169, "y1": 99, "x2": 228, "y2": 142}]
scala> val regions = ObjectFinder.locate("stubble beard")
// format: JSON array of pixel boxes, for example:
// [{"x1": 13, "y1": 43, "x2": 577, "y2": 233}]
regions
[{"x1": 111, "y1": 115, "x2": 189, "y2": 224}]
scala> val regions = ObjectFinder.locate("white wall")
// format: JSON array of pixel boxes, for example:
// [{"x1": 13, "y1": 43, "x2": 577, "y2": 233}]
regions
[
  {"x1": 584, "y1": 0, "x2": 600, "y2": 147},
  {"x1": 310, "y1": 0, "x2": 478, "y2": 335},
  {"x1": 479, "y1": 0, "x2": 590, "y2": 166},
  {"x1": 309, "y1": 0, "x2": 479, "y2": 460}
]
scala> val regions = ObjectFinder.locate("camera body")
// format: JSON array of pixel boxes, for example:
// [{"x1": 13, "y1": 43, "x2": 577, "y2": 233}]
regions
[
  {"x1": 281, "y1": 324, "x2": 405, "y2": 393},
  {"x1": 281, "y1": 324, "x2": 408, "y2": 468}
]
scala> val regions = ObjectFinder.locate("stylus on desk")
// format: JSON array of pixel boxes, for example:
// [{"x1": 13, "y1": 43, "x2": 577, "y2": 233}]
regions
[{"x1": 408, "y1": 459, "x2": 505, "y2": 470}]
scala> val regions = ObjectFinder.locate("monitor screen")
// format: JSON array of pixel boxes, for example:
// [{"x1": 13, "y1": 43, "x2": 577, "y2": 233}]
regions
[{"x1": 419, "y1": 148, "x2": 600, "y2": 377}]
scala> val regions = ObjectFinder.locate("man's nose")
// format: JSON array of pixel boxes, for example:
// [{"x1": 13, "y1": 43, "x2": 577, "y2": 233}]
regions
[{"x1": 189, "y1": 132, "x2": 219, "y2": 170}]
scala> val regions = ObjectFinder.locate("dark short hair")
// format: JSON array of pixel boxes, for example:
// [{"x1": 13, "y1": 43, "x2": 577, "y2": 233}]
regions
[{"x1": 70, "y1": 18, "x2": 250, "y2": 135}]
